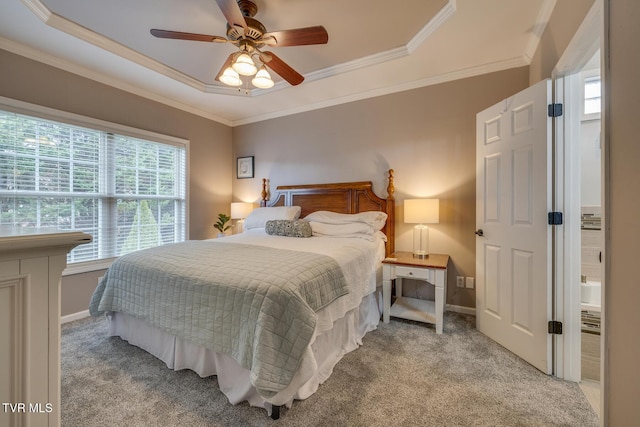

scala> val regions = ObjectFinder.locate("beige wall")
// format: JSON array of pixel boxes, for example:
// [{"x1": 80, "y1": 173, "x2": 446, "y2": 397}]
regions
[
  {"x1": 2, "y1": 3, "x2": 637, "y2": 421},
  {"x1": 0, "y1": 49, "x2": 233, "y2": 316},
  {"x1": 529, "y1": 0, "x2": 596, "y2": 84},
  {"x1": 233, "y1": 67, "x2": 530, "y2": 309},
  {"x1": 605, "y1": 0, "x2": 640, "y2": 423},
  {"x1": 61, "y1": 269, "x2": 107, "y2": 316}
]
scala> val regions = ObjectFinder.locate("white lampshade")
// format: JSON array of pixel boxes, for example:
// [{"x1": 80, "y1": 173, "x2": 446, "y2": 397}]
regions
[
  {"x1": 231, "y1": 202, "x2": 254, "y2": 234},
  {"x1": 219, "y1": 67, "x2": 242, "y2": 87},
  {"x1": 231, "y1": 202, "x2": 253, "y2": 219},
  {"x1": 404, "y1": 199, "x2": 439, "y2": 258},
  {"x1": 404, "y1": 199, "x2": 440, "y2": 224},
  {"x1": 251, "y1": 67, "x2": 274, "y2": 89},
  {"x1": 232, "y1": 53, "x2": 257, "y2": 76}
]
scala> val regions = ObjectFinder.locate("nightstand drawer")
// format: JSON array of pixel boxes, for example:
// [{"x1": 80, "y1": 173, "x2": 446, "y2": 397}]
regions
[{"x1": 395, "y1": 266, "x2": 431, "y2": 281}]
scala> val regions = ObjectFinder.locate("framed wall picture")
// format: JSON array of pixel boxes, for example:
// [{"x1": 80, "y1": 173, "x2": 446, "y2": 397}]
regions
[{"x1": 237, "y1": 156, "x2": 254, "y2": 179}]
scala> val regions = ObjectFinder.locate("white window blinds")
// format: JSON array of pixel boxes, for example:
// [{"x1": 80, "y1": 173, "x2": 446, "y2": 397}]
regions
[
  {"x1": 0, "y1": 108, "x2": 186, "y2": 264},
  {"x1": 584, "y1": 76, "x2": 601, "y2": 116}
]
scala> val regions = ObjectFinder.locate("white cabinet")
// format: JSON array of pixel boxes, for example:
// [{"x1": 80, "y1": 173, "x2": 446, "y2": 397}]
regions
[
  {"x1": 382, "y1": 252, "x2": 449, "y2": 334},
  {"x1": 0, "y1": 228, "x2": 91, "y2": 427}
]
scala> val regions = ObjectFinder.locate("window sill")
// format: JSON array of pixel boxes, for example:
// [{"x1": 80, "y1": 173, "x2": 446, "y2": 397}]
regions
[
  {"x1": 63, "y1": 258, "x2": 116, "y2": 276},
  {"x1": 581, "y1": 112, "x2": 601, "y2": 122}
]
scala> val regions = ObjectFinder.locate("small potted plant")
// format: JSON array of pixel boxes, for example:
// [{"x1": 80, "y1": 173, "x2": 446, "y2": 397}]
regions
[{"x1": 214, "y1": 213, "x2": 231, "y2": 237}]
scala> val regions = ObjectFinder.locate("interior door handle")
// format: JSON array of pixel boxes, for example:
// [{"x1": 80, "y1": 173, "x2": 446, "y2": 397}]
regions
[{"x1": 475, "y1": 229, "x2": 484, "y2": 237}]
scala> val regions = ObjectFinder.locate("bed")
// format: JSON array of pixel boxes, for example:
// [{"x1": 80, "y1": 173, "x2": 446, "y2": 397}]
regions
[{"x1": 89, "y1": 170, "x2": 395, "y2": 419}]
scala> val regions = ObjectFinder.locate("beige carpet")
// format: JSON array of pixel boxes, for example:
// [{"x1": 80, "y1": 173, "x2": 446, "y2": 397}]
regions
[{"x1": 61, "y1": 312, "x2": 599, "y2": 426}]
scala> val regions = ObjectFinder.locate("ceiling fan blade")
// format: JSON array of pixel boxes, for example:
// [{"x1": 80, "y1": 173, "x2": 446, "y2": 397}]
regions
[
  {"x1": 260, "y1": 51, "x2": 304, "y2": 86},
  {"x1": 150, "y1": 29, "x2": 227, "y2": 43},
  {"x1": 262, "y1": 26, "x2": 328, "y2": 47},
  {"x1": 214, "y1": 52, "x2": 238, "y2": 82},
  {"x1": 215, "y1": 0, "x2": 248, "y2": 33}
]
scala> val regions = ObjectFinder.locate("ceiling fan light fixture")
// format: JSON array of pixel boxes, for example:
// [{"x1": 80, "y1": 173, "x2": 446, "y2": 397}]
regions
[
  {"x1": 232, "y1": 53, "x2": 257, "y2": 76},
  {"x1": 219, "y1": 66, "x2": 242, "y2": 86},
  {"x1": 251, "y1": 67, "x2": 274, "y2": 89},
  {"x1": 151, "y1": 0, "x2": 328, "y2": 88}
]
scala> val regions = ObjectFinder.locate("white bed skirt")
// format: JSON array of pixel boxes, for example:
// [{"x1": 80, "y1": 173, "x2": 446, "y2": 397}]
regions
[{"x1": 107, "y1": 289, "x2": 381, "y2": 414}]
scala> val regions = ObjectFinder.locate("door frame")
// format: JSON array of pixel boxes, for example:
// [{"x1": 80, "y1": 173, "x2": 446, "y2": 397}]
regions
[{"x1": 551, "y1": 0, "x2": 603, "y2": 382}]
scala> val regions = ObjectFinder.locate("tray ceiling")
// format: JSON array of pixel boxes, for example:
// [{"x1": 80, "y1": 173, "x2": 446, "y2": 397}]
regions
[{"x1": 0, "y1": 0, "x2": 554, "y2": 125}]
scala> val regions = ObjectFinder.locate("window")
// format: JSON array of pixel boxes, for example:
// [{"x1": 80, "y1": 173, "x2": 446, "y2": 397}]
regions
[
  {"x1": 0, "y1": 101, "x2": 187, "y2": 267},
  {"x1": 582, "y1": 73, "x2": 601, "y2": 121}
]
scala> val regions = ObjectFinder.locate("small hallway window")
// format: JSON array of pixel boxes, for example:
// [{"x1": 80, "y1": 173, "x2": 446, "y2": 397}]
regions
[{"x1": 582, "y1": 73, "x2": 601, "y2": 120}]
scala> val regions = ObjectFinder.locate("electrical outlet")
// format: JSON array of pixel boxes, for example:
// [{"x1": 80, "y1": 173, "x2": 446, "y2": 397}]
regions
[
  {"x1": 465, "y1": 277, "x2": 475, "y2": 289},
  {"x1": 456, "y1": 276, "x2": 465, "y2": 288}
]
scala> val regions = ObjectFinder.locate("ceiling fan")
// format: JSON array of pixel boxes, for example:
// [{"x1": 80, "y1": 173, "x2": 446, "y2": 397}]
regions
[{"x1": 150, "y1": 0, "x2": 329, "y2": 89}]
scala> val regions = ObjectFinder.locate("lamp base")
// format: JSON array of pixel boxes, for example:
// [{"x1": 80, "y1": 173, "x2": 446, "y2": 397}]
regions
[
  {"x1": 236, "y1": 219, "x2": 245, "y2": 234},
  {"x1": 413, "y1": 225, "x2": 430, "y2": 260}
]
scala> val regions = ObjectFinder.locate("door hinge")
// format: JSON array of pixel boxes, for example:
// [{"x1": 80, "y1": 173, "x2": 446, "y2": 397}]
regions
[
  {"x1": 548, "y1": 211, "x2": 563, "y2": 225},
  {"x1": 548, "y1": 103, "x2": 563, "y2": 117},
  {"x1": 548, "y1": 321, "x2": 563, "y2": 335}
]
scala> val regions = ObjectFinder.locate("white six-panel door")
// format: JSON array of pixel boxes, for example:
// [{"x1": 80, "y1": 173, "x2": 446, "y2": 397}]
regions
[{"x1": 476, "y1": 79, "x2": 553, "y2": 374}]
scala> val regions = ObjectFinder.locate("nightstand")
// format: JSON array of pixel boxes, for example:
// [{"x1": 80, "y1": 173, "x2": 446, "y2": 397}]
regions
[{"x1": 382, "y1": 252, "x2": 449, "y2": 334}]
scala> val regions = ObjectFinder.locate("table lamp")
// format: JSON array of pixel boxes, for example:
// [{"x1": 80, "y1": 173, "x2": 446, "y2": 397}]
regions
[
  {"x1": 230, "y1": 202, "x2": 253, "y2": 233},
  {"x1": 404, "y1": 199, "x2": 439, "y2": 258}
]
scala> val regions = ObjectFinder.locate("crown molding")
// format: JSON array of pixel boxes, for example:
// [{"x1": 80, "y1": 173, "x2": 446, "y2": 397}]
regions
[
  {"x1": 21, "y1": 1, "x2": 223, "y2": 93},
  {"x1": 20, "y1": 0, "x2": 51, "y2": 21},
  {"x1": 552, "y1": 0, "x2": 602, "y2": 77},
  {"x1": 523, "y1": 0, "x2": 557, "y2": 63},
  {"x1": 6, "y1": 0, "x2": 527, "y2": 127},
  {"x1": 0, "y1": 37, "x2": 234, "y2": 126},
  {"x1": 302, "y1": 0, "x2": 457, "y2": 86},
  {"x1": 407, "y1": 0, "x2": 457, "y2": 54},
  {"x1": 232, "y1": 55, "x2": 529, "y2": 126},
  {"x1": 1, "y1": 35, "x2": 528, "y2": 128},
  {"x1": 19, "y1": 0, "x2": 457, "y2": 98}
]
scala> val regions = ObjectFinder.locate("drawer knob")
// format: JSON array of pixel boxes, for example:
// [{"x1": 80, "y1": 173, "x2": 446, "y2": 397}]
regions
[{"x1": 409, "y1": 272, "x2": 413, "y2": 275}]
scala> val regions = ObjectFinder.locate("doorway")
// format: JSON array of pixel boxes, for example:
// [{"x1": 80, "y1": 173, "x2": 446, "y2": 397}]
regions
[
  {"x1": 551, "y1": 0, "x2": 604, "y2": 417},
  {"x1": 475, "y1": 0, "x2": 605, "y2": 415},
  {"x1": 576, "y1": 52, "x2": 603, "y2": 414}
]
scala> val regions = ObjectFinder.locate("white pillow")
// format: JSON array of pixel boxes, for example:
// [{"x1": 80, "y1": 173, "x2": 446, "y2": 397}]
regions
[
  {"x1": 309, "y1": 221, "x2": 374, "y2": 236},
  {"x1": 243, "y1": 206, "x2": 301, "y2": 230},
  {"x1": 304, "y1": 210, "x2": 388, "y2": 231},
  {"x1": 309, "y1": 221, "x2": 382, "y2": 242}
]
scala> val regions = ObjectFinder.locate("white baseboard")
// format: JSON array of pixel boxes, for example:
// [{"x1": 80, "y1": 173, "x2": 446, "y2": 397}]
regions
[
  {"x1": 446, "y1": 304, "x2": 476, "y2": 316},
  {"x1": 61, "y1": 309, "x2": 90, "y2": 324}
]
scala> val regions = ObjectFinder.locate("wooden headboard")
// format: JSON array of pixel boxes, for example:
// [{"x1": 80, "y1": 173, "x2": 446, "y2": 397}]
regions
[{"x1": 260, "y1": 169, "x2": 395, "y2": 256}]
